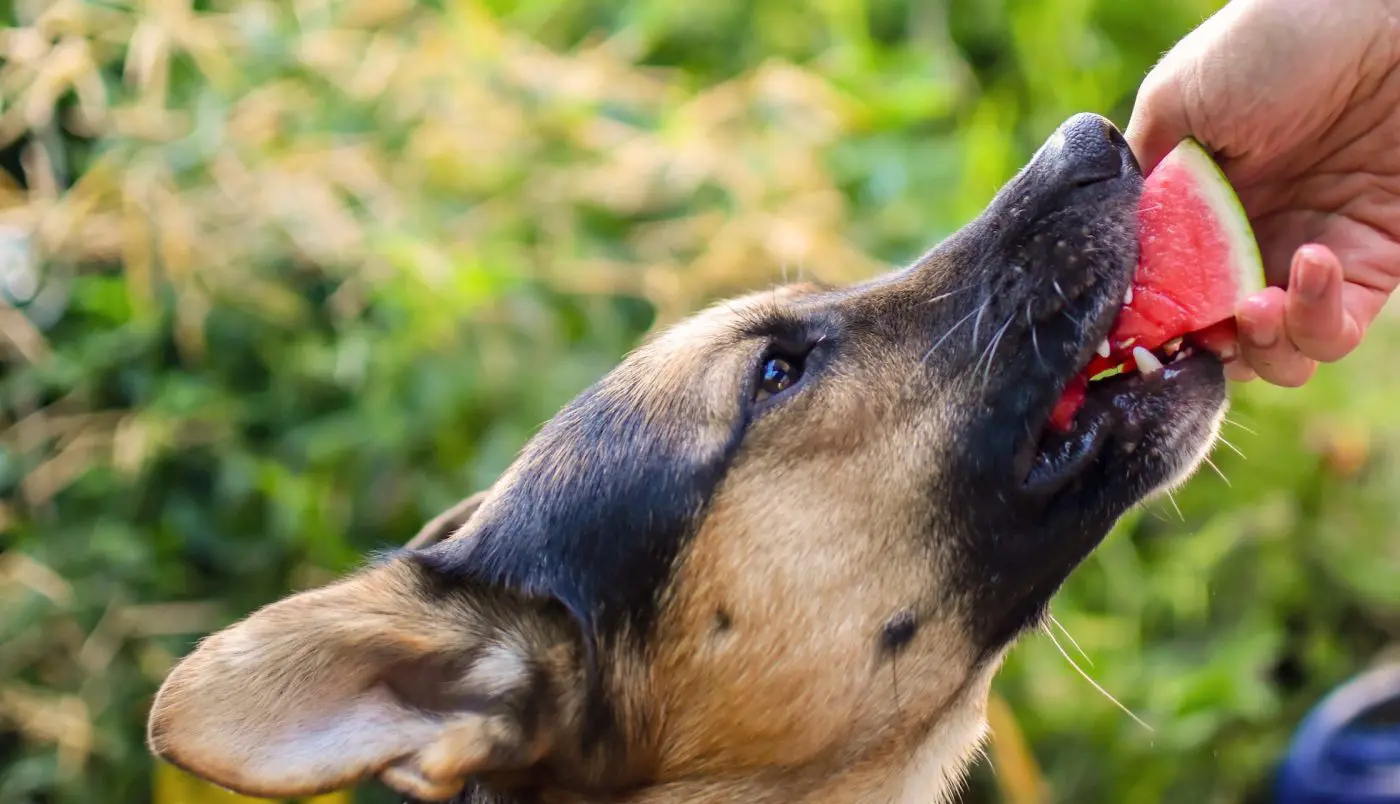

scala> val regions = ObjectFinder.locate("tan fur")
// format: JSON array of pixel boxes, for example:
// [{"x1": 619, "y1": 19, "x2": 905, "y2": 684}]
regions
[
  {"x1": 147, "y1": 560, "x2": 585, "y2": 800},
  {"x1": 643, "y1": 382, "x2": 982, "y2": 801},
  {"x1": 148, "y1": 281, "x2": 998, "y2": 802},
  {"x1": 148, "y1": 115, "x2": 1220, "y2": 803},
  {"x1": 147, "y1": 282, "x2": 1048, "y2": 802}
]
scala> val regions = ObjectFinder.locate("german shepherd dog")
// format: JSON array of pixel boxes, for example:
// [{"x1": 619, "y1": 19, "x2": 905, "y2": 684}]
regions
[{"x1": 147, "y1": 114, "x2": 1227, "y2": 803}]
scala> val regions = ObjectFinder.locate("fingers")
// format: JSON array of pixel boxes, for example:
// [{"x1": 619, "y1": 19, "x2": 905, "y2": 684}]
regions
[
  {"x1": 1236, "y1": 287, "x2": 1316, "y2": 387},
  {"x1": 1233, "y1": 244, "x2": 1367, "y2": 387},
  {"x1": 1283, "y1": 244, "x2": 1364, "y2": 362},
  {"x1": 1224, "y1": 361, "x2": 1258, "y2": 383},
  {"x1": 1187, "y1": 319, "x2": 1255, "y2": 381},
  {"x1": 1124, "y1": 71, "x2": 1189, "y2": 175}
]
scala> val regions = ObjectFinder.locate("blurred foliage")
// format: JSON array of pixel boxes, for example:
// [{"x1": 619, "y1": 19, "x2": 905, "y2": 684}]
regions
[{"x1": 1, "y1": 0, "x2": 1398, "y2": 802}]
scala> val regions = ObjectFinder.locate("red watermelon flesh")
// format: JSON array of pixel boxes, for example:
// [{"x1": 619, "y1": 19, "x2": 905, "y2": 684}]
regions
[{"x1": 1047, "y1": 138, "x2": 1265, "y2": 432}]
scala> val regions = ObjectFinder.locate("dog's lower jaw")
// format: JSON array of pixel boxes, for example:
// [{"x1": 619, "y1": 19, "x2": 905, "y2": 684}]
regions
[{"x1": 1142, "y1": 401, "x2": 1228, "y2": 506}]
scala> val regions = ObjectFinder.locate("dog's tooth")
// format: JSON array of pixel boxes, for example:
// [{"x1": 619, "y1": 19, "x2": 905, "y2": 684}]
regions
[
  {"x1": 1124, "y1": 286, "x2": 1134, "y2": 305},
  {"x1": 1133, "y1": 346, "x2": 1164, "y2": 375},
  {"x1": 1163, "y1": 337, "x2": 1183, "y2": 356},
  {"x1": 1096, "y1": 339, "x2": 1111, "y2": 358}
]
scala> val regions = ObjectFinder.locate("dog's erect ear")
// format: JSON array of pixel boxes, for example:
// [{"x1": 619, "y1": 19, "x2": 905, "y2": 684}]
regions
[
  {"x1": 147, "y1": 560, "x2": 582, "y2": 802},
  {"x1": 405, "y1": 491, "x2": 489, "y2": 550}
]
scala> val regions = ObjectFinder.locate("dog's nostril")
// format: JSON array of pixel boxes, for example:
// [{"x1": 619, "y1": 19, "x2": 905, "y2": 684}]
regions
[
  {"x1": 1106, "y1": 124, "x2": 1128, "y2": 152},
  {"x1": 1058, "y1": 112, "x2": 1129, "y2": 188}
]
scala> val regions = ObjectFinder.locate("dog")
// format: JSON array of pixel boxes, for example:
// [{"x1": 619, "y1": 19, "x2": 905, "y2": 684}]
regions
[{"x1": 146, "y1": 113, "x2": 1227, "y2": 804}]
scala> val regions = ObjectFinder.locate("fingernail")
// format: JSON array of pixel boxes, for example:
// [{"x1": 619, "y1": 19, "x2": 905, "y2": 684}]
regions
[
  {"x1": 1240, "y1": 305, "x2": 1279, "y2": 349},
  {"x1": 1293, "y1": 248, "x2": 1330, "y2": 302}
]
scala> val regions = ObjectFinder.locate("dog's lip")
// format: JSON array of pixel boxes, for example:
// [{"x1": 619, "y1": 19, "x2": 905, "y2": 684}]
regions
[
  {"x1": 1015, "y1": 347, "x2": 1222, "y2": 495},
  {"x1": 1017, "y1": 274, "x2": 1131, "y2": 476},
  {"x1": 1009, "y1": 150, "x2": 1145, "y2": 496},
  {"x1": 1015, "y1": 408, "x2": 1113, "y2": 496},
  {"x1": 1014, "y1": 227, "x2": 1135, "y2": 495}
]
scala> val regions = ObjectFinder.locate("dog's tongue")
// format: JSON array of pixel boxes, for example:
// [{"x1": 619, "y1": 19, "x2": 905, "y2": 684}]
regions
[{"x1": 1045, "y1": 137, "x2": 1265, "y2": 433}]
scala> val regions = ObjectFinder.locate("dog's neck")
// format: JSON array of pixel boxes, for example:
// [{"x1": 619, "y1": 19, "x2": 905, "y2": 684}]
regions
[{"x1": 443, "y1": 711, "x2": 989, "y2": 804}]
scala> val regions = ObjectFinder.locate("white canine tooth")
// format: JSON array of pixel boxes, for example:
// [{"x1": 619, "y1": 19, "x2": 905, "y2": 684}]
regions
[
  {"x1": 1124, "y1": 286, "x2": 1134, "y2": 305},
  {"x1": 1096, "y1": 339, "x2": 1111, "y2": 358},
  {"x1": 1133, "y1": 346, "x2": 1164, "y2": 375}
]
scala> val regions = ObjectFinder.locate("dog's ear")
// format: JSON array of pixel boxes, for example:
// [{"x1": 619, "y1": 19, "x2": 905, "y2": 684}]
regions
[
  {"x1": 404, "y1": 491, "x2": 488, "y2": 550},
  {"x1": 147, "y1": 559, "x2": 581, "y2": 802}
]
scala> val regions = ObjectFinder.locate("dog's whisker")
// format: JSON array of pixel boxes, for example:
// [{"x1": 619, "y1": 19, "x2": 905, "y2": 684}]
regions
[
  {"x1": 973, "y1": 312, "x2": 1004, "y2": 369},
  {"x1": 1202, "y1": 454, "x2": 1230, "y2": 486},
  {"x1": 1043, "y1": 625, "x2": 1154, "y2": 733},
  {"x1": 1048, "y1": 614, "x2": 1092, "y2": 667},
  {"x1": 1138, "y1": 504, "x2": 1169, "y2": 524},
  {"x1": 921, "y1": 283, "x2": 980, "y2": 306},
  {"x1": 922, "y1": 307, "x2": 981, "y2": 365},
  {"x1": 1052, "y1": 280, "x2": 1069, "y2": 304},
  {"x1": 1216, "y1": 434, "x2": 1246, "y2": 460},
  {"x1": 1221, "y1": 415, "x2": 1257, "y2": 436},
  {"x1": 1136, "y1": 499, "x2": 1172, "y2": 524},
  {"x1": 971, "y1": 297, "x2": 991, "y2": 353},
  {"x1": 1164, "y1": 488, "x2": 1185, "y2": 522},
  {"x1": 1026, "y1": 305, "x2": 1047, "y2": 370},
  {"x1": 978, "y1": 313, "x2": 1016, "y2": 390}
]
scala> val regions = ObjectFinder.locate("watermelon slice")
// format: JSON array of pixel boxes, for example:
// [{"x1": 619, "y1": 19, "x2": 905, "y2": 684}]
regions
[{"x1": 1048, "y1": 138, "x2": 1266, "y2": 432}]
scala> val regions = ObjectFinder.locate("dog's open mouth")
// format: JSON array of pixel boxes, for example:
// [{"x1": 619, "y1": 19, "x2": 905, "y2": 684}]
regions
[{"x1": 1014, "y1": 291, "x2": 1225, "y2": 497}]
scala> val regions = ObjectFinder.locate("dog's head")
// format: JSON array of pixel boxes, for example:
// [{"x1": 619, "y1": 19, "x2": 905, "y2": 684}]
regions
[{"x1": 148, "y1": 114, "x2": 1226, "y2": 804}]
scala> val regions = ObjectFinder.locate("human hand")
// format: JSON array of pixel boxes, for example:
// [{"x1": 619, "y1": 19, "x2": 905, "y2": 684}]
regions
[{"x1": 1126, "y1": 0, "x2": 1400, "y2": 386}]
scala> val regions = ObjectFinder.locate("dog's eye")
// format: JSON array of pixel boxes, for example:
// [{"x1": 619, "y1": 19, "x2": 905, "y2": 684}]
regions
[{"x1": 756, "y1": 355, "x2": 804, "y2": 400}]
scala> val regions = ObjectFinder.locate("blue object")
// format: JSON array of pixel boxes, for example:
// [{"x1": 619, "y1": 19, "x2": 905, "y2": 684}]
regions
[{"x1": 1278, "y1": 664, "x2": 1400, "y2": 803}]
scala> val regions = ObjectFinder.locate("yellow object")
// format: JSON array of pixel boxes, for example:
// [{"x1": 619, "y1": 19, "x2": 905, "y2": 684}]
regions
[
  {"x1": 154, "y1": 761, "x2": 352, "y2": 804},
  {"x1": 986, "y1": 692, "x2": 1050, "y2": 804}
]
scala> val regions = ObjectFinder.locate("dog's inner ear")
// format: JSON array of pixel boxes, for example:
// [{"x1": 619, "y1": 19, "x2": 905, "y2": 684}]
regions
[
  {"x1": 147, "y1": 559, "x2": 582, "y2": 802},
  {"x1": 405, "y1": 491, "x2": 489, "y2": 550}
]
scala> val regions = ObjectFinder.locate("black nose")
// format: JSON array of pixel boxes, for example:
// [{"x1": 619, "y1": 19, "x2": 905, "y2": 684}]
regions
[{"x1": 1057, "y1": 113, "x2": 1134, "y2": 187}]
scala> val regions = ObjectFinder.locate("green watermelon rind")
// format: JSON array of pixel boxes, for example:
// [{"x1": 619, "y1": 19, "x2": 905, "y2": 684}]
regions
[{"x1": 1161, "y1": 137, "x2": 1267, "y2": 299}]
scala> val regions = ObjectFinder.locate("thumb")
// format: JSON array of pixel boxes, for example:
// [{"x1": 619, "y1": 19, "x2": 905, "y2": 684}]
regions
[{"x1": 1125, "y1": 69, "x2": 1190, "y2": 176}]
